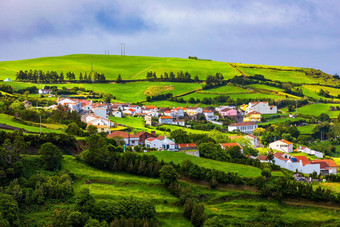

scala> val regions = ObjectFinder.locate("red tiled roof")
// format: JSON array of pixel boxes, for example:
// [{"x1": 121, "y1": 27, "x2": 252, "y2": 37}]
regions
[
  {"x1": 220, "y1": 143, "x2": 243, "y2": 149},
  {"x1": 157, "y1": 136, "x2": 165, "y2": 140},
  {"x1": 178, "y1": 143, "x2": 197, "y2": 148},
  {"x1": 160, "y1": 116, "x2": 173, "y2": 119},
  {"x1": 146, "y1": 138, "x2": 156, "y2": 142},
  {"x1": 108, "y1": 131, "x2": 139, "y2": 139},
  {"x1": 246, "y1": 134, "x2": 257, "y2": 139},
  {"x1": 203, "y1": 110, "x2": 213, "y2": 113},
  {"x1": 246, "y1": 111, "x2": 261, "y2": 115},
  {"x1": 313, "y1": 159, "x2": 338, "y2": 168},
  {"x1": 143, "y1": 105, "x2": 157, "y2": 109},
  {"x1": 277, "y1": 139, "x2": 293, "y2": 145},
  {"x1": 256, "y1": 155, "x2": 267, "y2": 161},
  {"x1": 164, "y1": 110, "x2": 172, "y2": 113},
  {"x1": 294, "y1": 156, "x2": 311, "y2": 166},
  {"x1": 274, "y1": 152, "x2": 289, "y2": 161}
]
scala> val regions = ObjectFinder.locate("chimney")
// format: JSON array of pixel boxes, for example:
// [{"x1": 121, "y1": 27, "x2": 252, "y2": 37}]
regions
[{"x1": 151, "y1": 131, "x2": 156, "y2": 137}]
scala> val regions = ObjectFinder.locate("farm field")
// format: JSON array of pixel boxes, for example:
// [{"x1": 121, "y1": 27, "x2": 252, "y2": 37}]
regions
[
  {"x1": 296, "y1": 104, "x2": 339, "y2": 118},
  {"x1": 259, "y1": 116, "x2": 304, "y2": 126},
  {"x1": 199, "y1": 84, "x2": 250, "y2": 94},
  {"x1": 144, "y1": 151, "x2": 262, "y2": 177},
  {"x1": 0, "y1": 54, "x2": 241, "y2": 81},
  {"x1": 0, "y1": 113, "x2": 64, "y2": 133},
  {"x1": 303, "y1": 85, "x2": 340, "y2": 97},
  {"x1": 247, "y1": 83, "x2": 284, "y2": 92}
]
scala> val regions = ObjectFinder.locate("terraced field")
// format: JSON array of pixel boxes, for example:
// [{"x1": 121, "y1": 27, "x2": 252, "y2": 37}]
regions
[
  {"x1": 303, "y1": 85, "x2": 340, "y2": 97},
  {"x1": 297, "y1": 104, "x2": 339, "y2": 118}
]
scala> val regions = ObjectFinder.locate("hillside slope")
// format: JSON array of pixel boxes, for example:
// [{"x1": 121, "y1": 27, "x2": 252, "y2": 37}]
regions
[{"x1": 0, "y1": 54, "x2": 337, "y2": 85}]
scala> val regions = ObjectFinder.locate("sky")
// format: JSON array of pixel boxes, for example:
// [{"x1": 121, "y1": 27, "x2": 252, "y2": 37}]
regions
[{"x1": 0, "y1": 0, "x2": 339, "y2": 74}]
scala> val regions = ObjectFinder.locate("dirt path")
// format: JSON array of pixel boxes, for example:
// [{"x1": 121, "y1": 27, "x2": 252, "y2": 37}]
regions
[{"x1": 229, "y1": 63, "x2": 247, "y2": 77}]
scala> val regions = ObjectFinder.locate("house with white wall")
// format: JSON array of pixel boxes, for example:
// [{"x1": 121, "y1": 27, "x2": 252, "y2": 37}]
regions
[
  {"x1": 246, "y1": 102, "x2": 277, "y2": 114},
  {"x1": 85, "y1": 114, "x2": 115, "y2": 127},
  {"x1": 273, "y1": 152, "x2": 321, "y2": 174},
  {"x1": 145, "y1": 135, "x2": 177, "y2": 151},
  {"x1": 203, "y1": 110, "x2": 218, "y2": 121},
  {"x1": 159, "y1": 116, "x2": 173, "y2": 124},
  {"x1": 294, "y1": 146, "x2": 323, "y2": 158},
  {"x1": 108, "y1": 131, "x2": 139, "y2": 146},
  {"x1": 228, "y1": 122, "x2": 258, "y2": 134},
  {"x1": 94, "y1": 107, "x2": 107, "y2": 119},
  {"x1": 57, "y1": 98, "x2": 81, "y2": 112},
  {"x1": 269, "y1": 139, "x2": 293, "y2": 153}
]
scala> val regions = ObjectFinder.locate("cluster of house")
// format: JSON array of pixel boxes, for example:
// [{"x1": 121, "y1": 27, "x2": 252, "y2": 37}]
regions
[{"x1": 255, "y1": 139, "x2": 338, "y2": 175}]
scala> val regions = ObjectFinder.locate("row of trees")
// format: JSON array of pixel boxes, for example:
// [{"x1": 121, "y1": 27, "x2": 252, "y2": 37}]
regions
[
  {"x1": 15, "y1": 70, "x2": 106, "y2": 83},
  {"x1": 146, "y1": 71, "x2": 199, "y2": 82}
]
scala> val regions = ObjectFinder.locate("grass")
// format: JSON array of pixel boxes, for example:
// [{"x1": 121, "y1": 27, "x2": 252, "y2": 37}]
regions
[
  {"x1": 259, "y1": 116, "x2": 303, "y2": 126},
  {"x1": 182, "y1": 91, "x2": 288, "y2": 101},
  {"x1": 321, "y1": 182, "x2": 340, "y2": 193},
  {"x1": 144, "y1": 85, "x2": 174, "y2": 96},
  {"x1": 199, "y1": 84, "x2": 250, "y2": 94},
  {"x1": 247, "y1": 84, "x2": 284, "y2": 92},
  {"x1": 0, "y1": 54, "x2": 241, "y2": 81},
  {"x1": 0, "y1": 113, "x2": 64, "y2": 133},
  {"x1": 297, "y1": 124, "x2": 317, "y2": 135},
  {"x1": 297, "y1": 104, "x2": 339, "y2": 118},
  {"x1": 144, "y1": 151, "x2": 262, "y2": 177},
  {"x1": 303, "y1": 85, "x2": 340, "y2": 97},
  {"x1": 62, "y1": 156, "x2": 191, "y2": 225}
]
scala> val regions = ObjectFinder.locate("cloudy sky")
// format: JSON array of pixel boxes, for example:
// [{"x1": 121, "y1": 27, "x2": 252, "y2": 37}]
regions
[{"x1": 0, "y1": 0, "x2": 339, "y2": 74}]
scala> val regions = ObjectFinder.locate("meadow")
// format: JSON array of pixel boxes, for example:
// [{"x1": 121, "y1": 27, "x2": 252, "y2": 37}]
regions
[
  {"x1": 0, "y1": 54, "x2": 241, "y2": 81},
  {"x1": 297, "y1": 124, "x2": 317, "y2": 135},
  {"x1": 303, "y1": 85, "x2": 340, "y2": 97},
  {"x1": 144, "y1": 151, "x2": 262, "y2": 177},
  {"x1": 297, "y1": 104, "x2": 339, "y2": 118}
]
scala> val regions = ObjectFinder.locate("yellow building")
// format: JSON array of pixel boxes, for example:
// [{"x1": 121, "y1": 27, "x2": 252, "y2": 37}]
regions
[
  {"x1": 243, "y1": 111, "x2": 262, "y2": 123},
  {"x1": 240, "y1": 104, "x2": 248, "y2": 112}
]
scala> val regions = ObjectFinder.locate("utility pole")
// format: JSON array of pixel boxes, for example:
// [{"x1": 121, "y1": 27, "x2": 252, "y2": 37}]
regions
[
  {"x1": 40, "y1": 115, "x2": 41, "y2": 134},
  {"x1": 91, "y1": 59, "x2": 94, "y2": 93}
]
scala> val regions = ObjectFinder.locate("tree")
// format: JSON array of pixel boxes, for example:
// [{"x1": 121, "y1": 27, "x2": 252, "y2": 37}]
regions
[
  {"x1": 191, "y1": 203, "x2": 206, "y2": 227},
  {"x1": 194, "y1": 75, "x2": 199, "y2": 82},
  {"x1": 183, "y1": 197, "x2": 194, "y2": 219},
  {"x1": 87, "y1": 125, "x2": 98, "y2": 135},
  {"x1": 204, "y1": 216, "x2": 225, "y2": 227},
  {"x1": 253, "y1": 127, "x2": 266, "y2": 136},
  {"x1": 76, "y1": 188, "x2": 96, "y2": 213},
  {"x1": 66, "y1": 123, "x2": 82, "y2": 136},
  {"x1": 0, "y1": 194, "x2": 20, "y2": 226},
  {"x1": 318, "y1": 113, "x2": 330, "y2": 122},
  {"x1": 159, "y1": 164, "x2": 178, "y2": 186},
  {"x1": 103, "y1": 93, "x2": 114, "y2": 103},
  {"x1": 116, "y1": 74, "x2": 122, "y2": 83},
  {"x1": 261, "y1": 167, "x2": 272, "y2": 178},
  {"x1": 38, "y1": 142, "x2": 63, "y2": 171},
  {"x1": 170, "y1": 129, "x2": 190, "y2": 144}
]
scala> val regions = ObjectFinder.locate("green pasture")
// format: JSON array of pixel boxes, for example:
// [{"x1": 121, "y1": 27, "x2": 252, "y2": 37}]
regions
[
  {"x1": 199, "y1": 84, "x2": 250, "y2": 94},
  {"x1": 0, "y1": 54, "x2": 240, "y2": 81},
  {"x1": 0, "y1": 113, "x2": 63, "y2": 133},
  {"x1": 303, "y1": 85, "x2": 340, "y2": 97},
  {"x1": 297, "y1": 104, "x2": 339, "y2": 118},
  {"x1": 182, "y1": 91, "x2": 288, "y2": 101},
  {"x1": 247, "y1": 83, "x2": 284, "y2": 92},
  {"x1": 297, "y1": 124, "x2": 317, "y2": 135},
  {"x1": 144, "y1": 151, "x2": 262, "y2": 177}
]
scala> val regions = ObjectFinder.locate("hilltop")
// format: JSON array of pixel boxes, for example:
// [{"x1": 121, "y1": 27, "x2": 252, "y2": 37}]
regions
[{"x1": 0, "y1": 54, "x2": 338, "y2": 85}]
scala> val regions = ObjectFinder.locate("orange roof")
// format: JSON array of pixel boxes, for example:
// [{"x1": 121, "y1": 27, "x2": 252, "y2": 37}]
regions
[
  {"x1": 144, "y1": 105, "x2": 157, "y2": 109},
  {"x1": 160, "y1": 116, "x2": 173, "y2": 119},
  {"x1": 229, "y1": 122, "x2": 256, "y2": 126},
  {"x1": 278, "y1": 139, "x2": 293, "y2": 145},
  {"x1": 256, "y1": 155, "x2": 268, "y2": 161},
  {"x1": 220, "y1": 143, "x2": 243, "y2": 149},
  {"x1": 146, "y1": 138, "x2": 156, "y2": 142},
  {"x1": 164, "y1": 110, "x2": 172, "y2": 113},
  {"x1": 157, "y1": 135, "x2": 165, "y2": 140},
  {"x1": 313, "y1": 159, "x2": 338, "y2": 168},
  {"x1": 108, "y1": 131, "x2": 139, "y2": 139},
  {"x1": 246, "y1": 111, "x2": 261, "y2": 115},
  {"x1": 294, "y1": 156, "x2": 312, "y2": 166},
  {"x1": 274, "y1": 152, "x2": 289, "y2": 161},
  {"x1": 178, "y1": 143, "x2": 197, "y2": 148}
]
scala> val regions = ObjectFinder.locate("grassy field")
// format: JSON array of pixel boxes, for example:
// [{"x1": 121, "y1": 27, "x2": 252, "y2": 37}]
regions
[
  {"x1": 303, "y1": 85, "x2": 340, "y2": 97},
  {"x1": 297, "y1": 124, "x2": 317, "y2": 135},
  {"x1": 0, "y1": 54, "x2": 241, "y2": 81},
  {"x1": 247, "y1": 84, "x2": 284, "y2": 92},
  {"x1": 62, "y1": 156, "x2": 191, "y2": 226},
  {"x1": 297, "y1": 104, "x2": 339, "y2": 118},
  {"x1": 0, "y1": 113, "x2": 64, "y2": 133},
  {"x1": 182, "y1": 91, "x2": 288, "y2": 101},
  {"x1": 199, "y1": 84, "x2": 250, "y2": 94},
  {"x1": 144, "y1": 151, "x2": 262, "y2": 177},
  {"x1": 259, "y1": 116, "x2": 304, "y2": 126}
]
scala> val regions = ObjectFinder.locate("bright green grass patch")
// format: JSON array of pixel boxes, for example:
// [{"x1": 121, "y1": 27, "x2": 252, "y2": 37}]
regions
[
  {"x1": 0, "y1": 113, "x2": 63, "y2": 133},
  {"x1": 303, "y1": 85, "x2": 340, "y2": 97},
  {"x1": 297, "y1": 124, "x2": 317, "y2": 135},
  {"x1": 321, "y1": 183, "x2": 340, "y2": 193},
  {"x1": 259, "y1": 116, "x2": 303, "y2": 126},
  {"x1": 182, "y1": 91, "x2": 288, "y2": 101},
  {"x1": 0, "y1": 54, "x2": 240, "y2": 80},
  {"x1": 297, "y1": 104, "x2": 339, "y2": 118},
  {"x1": 247, "y1": 84, "x2": 284, "y2": 92},
  {"x1": 237, "y1": 66, "x2": 321, "y2": 84},
  {"x1": 199, "y1": 84, "x2": 250, "y2": 94},
  {"x1": 144, "y1": 151, "x2": 262, "y2": 177}
]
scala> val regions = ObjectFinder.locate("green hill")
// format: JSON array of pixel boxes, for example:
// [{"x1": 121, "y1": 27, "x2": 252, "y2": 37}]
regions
[{"x1": 0, "y1": 54, "x2": 337, "y2": 85}]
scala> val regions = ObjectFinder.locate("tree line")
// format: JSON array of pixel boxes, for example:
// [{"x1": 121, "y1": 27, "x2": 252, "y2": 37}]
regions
[
  {"x1": 146, "y1": 71, "x2": 199, "y2": 82},
  {"x1": 15, "y1": 70, "x2": 106, "y2": 83}
]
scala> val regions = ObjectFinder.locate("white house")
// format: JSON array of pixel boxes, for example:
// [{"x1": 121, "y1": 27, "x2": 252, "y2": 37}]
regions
[
  {"x1": 173, "y1": 119, "x2": 185, "y2": 126},
  {"x1": 145, "y1": 135, "x2": 177, "y2": 151},
  {"x1": 245, "y1": 135, "x2": 259, "y2": 148},
  {"x1": 80, "y1": 100, "x2": 92, "y2": 111},
  {"x1": 274, "y1": 152, "x2": 321, "y2": 174},
  {"x1": 94, "y1": 107, "x2": 107, "y2": 119},
  {"x1": 186, "y1": 107, "x2": 203, "y2": 117},
  {"x1": 171, "y1": 107, "x2": 185, "y2": 118},
  {"x1": 159, "y1": 116, "x2": 173, "y2": 124},
  {"x1": 113, "y1": 110, "x2": 123, "y2": 118},
  {"x1": 38, "y1": 89, "x2": 53, "y2": 94},
  {"x1": 3, "y1": 78, "x2": 12, "y2": 82},
  {"x1": 228, "y1": 122, "x2": 258, "y2": 134},
  {"x1": 57, "y1": 98, "x2": 81, "y2": 112},
  {"x1": 123, "y1": 108, "x2": 136, "y2": 116},
  {"x1": 129, "y1": 105, "x2": 142, "y2": 114},
  {"x1": 294, "y1": 146, "x2": 323, "y2": 158},
  {"x1": 85, "y1": 114, "x2": 115, "y2": 127},
  {"x1": 203, "y1": 110, "x2": 218, "y2": 121},
  {"x1": 108, "y1": 131, "x2": 139, "y2": 146},
  {"x1": 312, "y1": 160, "x2": 338, "y2": 175},
  {"x1": 246, "y1": 102, "x2": 277, "y2": 114},
  {"x1": 269, "y1": 139, "x2": 293, "y2": 153}
]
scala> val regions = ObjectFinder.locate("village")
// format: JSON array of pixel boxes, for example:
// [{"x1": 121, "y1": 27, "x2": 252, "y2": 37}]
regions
[{"x1": 46, "y1": 96, "x2": 338, "y2": 177}]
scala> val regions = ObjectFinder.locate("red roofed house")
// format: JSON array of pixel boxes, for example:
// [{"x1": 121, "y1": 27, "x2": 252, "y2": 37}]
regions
[
  {"x1": 145, "y1": 135, "x2": 177, "y2": 151},
  {"x1": 159, "y1": 116, "x2": 173, "y2": 124},
  {"x1": 256, "y1": 155, "x2": 269, "y2": 162},
  {"x1": 178, "y1": 143, "x2": 197, "y2": 151},
  {"x1": 108, "y1": 131, "x2": 139, "y2": 146},
  {"x1": 220, "y1": 108, "x2": 238, "y2": 119},
  {"x1": 312, "y1": 159, "x2": 338, "y2": 175},
  {"x1": 274, "y1": 153, "x2": 321, "y2": 174},
  {"x1": 269, "y1": 139, "x2": 293, "y2": 153},
  {"x1": 135, "y1": 131, "x2": 156, "y2": 144},
  {"x1": 220, "y1": 143, "x2": 243, "y2": 153}
]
